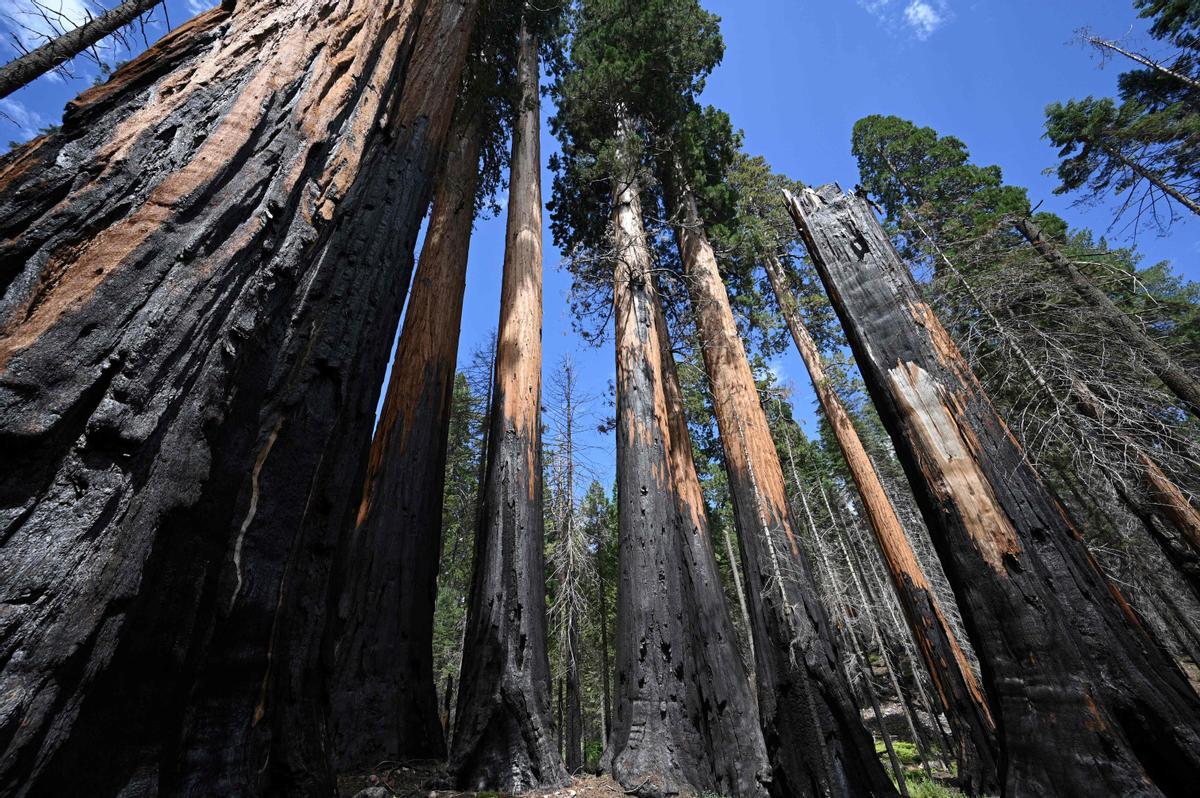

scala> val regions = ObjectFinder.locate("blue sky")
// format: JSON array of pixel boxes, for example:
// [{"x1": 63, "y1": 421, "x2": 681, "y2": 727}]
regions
[{"x1": 3, "y1": 0, "x2": 1196, "y2": 492}]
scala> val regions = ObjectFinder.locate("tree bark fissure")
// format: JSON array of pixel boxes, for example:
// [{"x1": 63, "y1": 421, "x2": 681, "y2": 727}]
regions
[
  {"x1": 0, "y1": 0, "x2": 478, "y2": 793},
  {"x1": 788, "y1": 183, "x2": 1200, "y2": 797}
]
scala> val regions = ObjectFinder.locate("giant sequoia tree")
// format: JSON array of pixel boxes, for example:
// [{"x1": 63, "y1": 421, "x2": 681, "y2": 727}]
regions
[
  {"x1": 660, "y1": 116, "x2": 895, "y2": 797},
  {"x1": 788, "y1": 184, "x2": 1200, "y2": 796},
  {"x1": 450, "y1": 17, "x2": 567, "y2": 791},
  {"x1": 0, "y1": 0, "x2": 477, "y2": 794},
  {"x1": 327, "y1": 0, "x2": 518, "y2": 770},
  {"x1": 550, "y1": 2, "x2": 770, "y2": 795},
  {"x1": 722, "y1": 152, "x2": 998, "y2": 791}
]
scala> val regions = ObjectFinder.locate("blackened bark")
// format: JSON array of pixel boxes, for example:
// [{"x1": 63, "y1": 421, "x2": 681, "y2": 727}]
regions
[
  {"x1": 674, "y1": 190, "x2": 895, "y2": 798},
  {"x1": 602, "y1": 140, "x2": 769, "y2": 797},
  {"x1": 0, "y1": 0, "x2": 165, "y2": 101},
  {"x1": 566, "y1": 606, "x2": 583, "y2": 771},
  {"x1": 598, "y1": 550, "x2": 612, "y2": 746},
  {"x1": 789, "y1": 184, "x2": 1200, "y2": 797},
  {"x1": 328, "y1": 108, "x2": 483, "y2": 770},
  {"x1": 449, "y1": 24, "x2": 566, "y2": 792},
  {"x1": 762, "y1": 252, "x2": 998, "y2": 793},
  {"x1": 0, "y1": 1, "x2": 478, "y2": 794},
  {"x1": 1014, "y1": 216, "x2": 1200, "y2": 420}
]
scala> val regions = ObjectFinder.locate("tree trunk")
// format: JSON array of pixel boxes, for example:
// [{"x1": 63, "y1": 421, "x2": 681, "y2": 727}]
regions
[
  {"x1": 762, "y1": 252, "x2": 998, "y2": 792},
  {"x1": 788, "y1": 184, "x2": 1200, "y2": 796},
  {"x1": 674, "y1": 189, "x2": 895, "y2": 798},
  {"x1": 1013, "y1": 215, "x2": 1200, "y2": 420},
  {"x1": 598, "y1": 547, "x2": 613, "y2": 747},
  {"x1": 566, "y1": 613, "x2": 583, "y2": 772},
  {"x1": 602, "y1": 130, "x2": 769, "y2": 798},
  {"x1": 328, "y1": 107, "x2": 483, "y2": 770},
  {"x1": 1107, "y1": 146, "x2": 1200, "y2": 218},
  {"x1": 0, "y1": 0, "x2": 165, "y2": 100},
  {"x1": 449, "y1": 23, "x2": 565, "y2": 792},
  {"x1": 0, "y1": 1, "x2": 476, "y2": 794}
]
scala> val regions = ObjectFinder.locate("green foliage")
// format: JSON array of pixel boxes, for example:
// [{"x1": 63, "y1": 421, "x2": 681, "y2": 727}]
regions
[
  {"x1": 549, "y1": 0, "x2": 726, "y2": 333},
  {"x1": 1135, "y1": 0, "x2": 1200, "y2": 48},
  {"x1": 875, "y1": 739, "x2": 921, "y2": 765}
]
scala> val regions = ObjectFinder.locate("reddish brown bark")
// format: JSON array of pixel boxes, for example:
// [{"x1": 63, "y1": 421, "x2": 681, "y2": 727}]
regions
[
  {"x1": 0, "y1": 0, "x2": 476, "y2": 793},
  {"x1": 789, "y1": 184, "x2": 1200, "y2": 797},
  {"x1": 449, "y1": 25, "x2": 565, "y2": 791},
  {"x1": 602, "y1": 140, "x2": 769, "y2": 798},
  {"x1": 762, "y1": 252, "x2": 998, "y2": 792},
  {"x1": 328, "y1": 107, "x2": 483, "y2": 770},
  {"x1": 674, "y1": 190, "x2": 895, "y2": 798}
]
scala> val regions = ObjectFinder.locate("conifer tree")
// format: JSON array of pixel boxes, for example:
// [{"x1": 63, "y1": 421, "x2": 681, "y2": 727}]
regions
[
  {"x1": 0, "y1": 1, "x2": 478, "y2": 793},
  {"x1": 551, "y1": 3, "x2": 769, "y2": 794}
]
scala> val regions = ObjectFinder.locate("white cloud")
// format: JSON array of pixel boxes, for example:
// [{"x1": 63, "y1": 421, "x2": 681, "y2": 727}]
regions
[
  {"x1": 0, "y1": 96, "x2": 46, "y2": 139},
  {"x1": 904, "y1": 1, "x2": 946, "y2": 40},
  {"x1": 857, "y1": 0, "x2": 951, "y2": 41},
  {"x1": 186, "y1": 0, "x2": 214, "y2": 15}
]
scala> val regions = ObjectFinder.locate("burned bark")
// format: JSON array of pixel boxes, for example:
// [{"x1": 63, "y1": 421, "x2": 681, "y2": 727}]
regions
[
  {"x1": 0, "y1": 0, "x2": 478, "y2": 794},
  {"x1": 788, "y1": 184, "x2": 1200, "y2": 797},
  {"x1": 673, "y1": 190, "x2": 895, "y2": 798},
  {"x1": 0, "y1": 0, "x2": 166, "y2": 100},
  {"x1": 762, "y1": 252, "x2": 998, "y2": 792},
  {"x1": 602, "y1": 142, "x2": 769, "y2": 798},
  {"x1": 449, "y1": 23, "x2": 566, "y2": 792},
  {"x1": 328, "y1": 107, "x2": 484, "y2": 770}
]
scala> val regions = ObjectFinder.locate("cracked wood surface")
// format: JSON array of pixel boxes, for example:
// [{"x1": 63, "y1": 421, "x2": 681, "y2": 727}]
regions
[
  {"x1": 789, "y1": 183, "x2": 1200, "y2": 797},
  {"x1": 763, "y1": 252, "x2": 998, "y2": 792}
]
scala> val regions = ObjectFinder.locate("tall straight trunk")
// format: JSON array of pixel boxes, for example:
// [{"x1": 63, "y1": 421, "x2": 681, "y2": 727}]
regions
[
  {"x1": 1107, "y1": 146, "x2": 1200, "y2": 217},
  {"x1": 788, "y1": 184, "x2": 1200, "y2": 796},
  {"x1": 762, "y1": 252, "x2": 998, "y2": 791},
  {"x1": 673, "y1": 189, "x2": 894, "y2": 798},
  {"x1": 0, "y1": 0, "x2": 164, "y2": 100},
  {"x1": 566, "y1": 614, "x2": 583, "y2": 771},
  {"x1": 598, "y1": 551, "x2": 613, "y2": 747},
  {"x1": 1013, "y1": 215, "x2": 1200, "y2": 420},
  {"x1": 0, "y1": 1, "x2": 476, "y2": 794},
  {"x1": 603, "y1": 129, "x2": 768, "y2": 798},
  {"x1": 449, "y1": 24, "x2": 565, "y2": 792},
  {"x1": 1083, "y1": 35, "x2": 1200, "y2": 95},
  {"x1": 798, "y1": 486, "x2": 909, "y2": 797},
  {"x1": 328, "y1": 107, "x2": 483, "y2": 770}
]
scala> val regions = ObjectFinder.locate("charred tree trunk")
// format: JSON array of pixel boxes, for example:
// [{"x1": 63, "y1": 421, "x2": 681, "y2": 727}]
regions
[
  {"x1": 598, "y1": 548, "x2": 613, "y2": 747},
  {"x1": 673, "y1": 190, "x2": 895, "y2": 798},
  {"x1": 788, "y1": 184, "x2": 1200, "y2": 797},
  {"x1": 1013, "y1": 215, "x2": 1200, "y2": 420},
  {"x1": 0, "y1": 0, "x2": 165, "y2": 100},
  {"x1": 566, "y1": 614, "x2": 583, "y2": 772},
  {"x1": 602, "y1": 130, "x2": 769, "y2": 798},
  {"x1": 449, "y1": 24, "x2": 566, "y2": 792},
  {"x1": 762, "y1": 252, "x2": 998, "y2": 792},
  {"x1": 0, "y1": 1, "x2": 477, "y2": 794},
  {"x1": 328, "y1": 107, "x2": 483, "y2": 770}
]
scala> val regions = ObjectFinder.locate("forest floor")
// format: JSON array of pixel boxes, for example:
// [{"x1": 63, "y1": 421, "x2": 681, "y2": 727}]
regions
[{"x1": 338, "y1": 762, "x2": 626, "y2": 798}]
